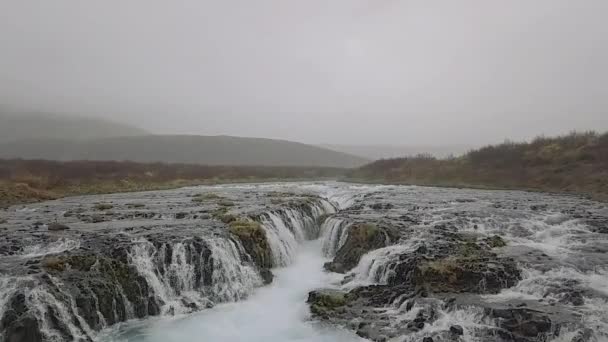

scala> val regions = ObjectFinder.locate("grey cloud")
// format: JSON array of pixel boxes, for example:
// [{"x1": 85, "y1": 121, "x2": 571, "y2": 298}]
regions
[{"x1": 1, "y1": 0, "x2": 606, "y2": 146}]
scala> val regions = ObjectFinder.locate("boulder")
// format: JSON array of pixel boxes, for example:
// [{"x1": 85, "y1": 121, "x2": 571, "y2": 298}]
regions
[{"x1": 325, "y1": 223, "x2": 398, "y2": 273}]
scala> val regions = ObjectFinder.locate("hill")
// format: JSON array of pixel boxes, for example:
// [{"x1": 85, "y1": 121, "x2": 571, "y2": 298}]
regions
[
  {"x1": 0, "y1": 110, "x2": 147, "y2": 143},
  {"x1": 0, "y1": 135, "x2": 369, "y2": 168},
  {"x1": 348, "y1": 132, "x2": 608, "y2": 201}
]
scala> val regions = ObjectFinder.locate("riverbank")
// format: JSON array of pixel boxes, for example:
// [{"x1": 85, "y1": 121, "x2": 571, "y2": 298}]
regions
[
  {"x1": 347, "y1": 131, "x2": 608, "y2": 203},
  {"x1": 0, "y1": 159, "x2": 346, "y2": 208}
]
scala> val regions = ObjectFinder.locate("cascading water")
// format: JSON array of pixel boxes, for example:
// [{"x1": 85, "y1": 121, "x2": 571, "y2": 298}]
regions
[
  {"x1": 98, "y1": 241, "x2": 364, "y2": 342},
  {"x1": 4, "y1": 182, "x2": 607, "y2": 342},
  {"x1": 259, "y1": 200, "x2": 336, "y2": 266},
  {"x1": 321, "y1": 218, "x2": 351, "y2": 257},
  {"x1": 207, "y1": 238, "x2": 263, "y2": 302}
]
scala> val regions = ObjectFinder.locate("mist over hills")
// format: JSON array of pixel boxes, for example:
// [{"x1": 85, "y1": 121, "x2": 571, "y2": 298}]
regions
[
  {"x1": 0, "y1": 112, "x2": 368, "y2": 168},
  {"x1": 0, "y1": 110, "x2": 148, "y2": 143}
]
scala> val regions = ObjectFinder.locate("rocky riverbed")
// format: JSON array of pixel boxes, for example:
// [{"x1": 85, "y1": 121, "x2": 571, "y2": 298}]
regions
[{"x1": 1, "y1": 182, "x2": 607, "y2": 342}]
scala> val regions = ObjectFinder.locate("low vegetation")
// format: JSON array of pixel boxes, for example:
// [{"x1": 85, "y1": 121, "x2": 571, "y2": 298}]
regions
[
  {"x1": 0, "y1": 159, "x2": 346, "y2": 208},
  {"x1": 349, "y1": 131, "x2": 608, "y2": 201}
]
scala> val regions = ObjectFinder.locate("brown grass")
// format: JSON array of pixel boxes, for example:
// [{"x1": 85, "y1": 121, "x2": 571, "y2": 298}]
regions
[
  {"x1": 0, "y1": 159, "x2": 346, "y2": 207},
  {"x1": 349, "y1": 131, "x2": 608, "y2": 201}
]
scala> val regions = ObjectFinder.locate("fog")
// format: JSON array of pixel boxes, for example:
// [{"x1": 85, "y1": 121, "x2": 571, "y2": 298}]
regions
[{"x1": 1, "y1": 0, "x2": 607, "y2": 146}]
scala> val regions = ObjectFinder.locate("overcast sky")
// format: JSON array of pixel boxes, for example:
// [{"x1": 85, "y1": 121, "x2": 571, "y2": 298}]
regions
[{"x1": 1, "y1": 0, "x2": 607, "y2": 146}]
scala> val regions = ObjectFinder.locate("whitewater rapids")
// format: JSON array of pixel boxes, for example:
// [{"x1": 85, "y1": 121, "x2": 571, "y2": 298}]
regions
[{"x1": 97, "y1": 241, "x2": 364, "y2": 342}]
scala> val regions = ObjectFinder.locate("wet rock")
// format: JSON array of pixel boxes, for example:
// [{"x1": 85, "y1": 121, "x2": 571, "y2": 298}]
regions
[
  {"x1": 259, "y1": 268, "x2": 274, "y2": 285},
  {"x1": 487, "y1": 308, "x2": 556, "y2": 341},
  {"x1": 324, "y1": 223, "x2": 398, "y2": 273},
  {"x1": 449, "y1": 325, "x2": 464, "y2": 335},
  {"x1": 482, "y1": 235, "x2": 507, "y2": 248},
  {"x1": 0, "y1": 293, "x2": 44, "y2": 342},
  {"x1": 308, "y1": 290, "x2": 348, "y2": 317},
  {"x1": 228, "y1": 219, "x2": 273, "y2": 269},
  {"x1": 47, "y1": 223, "x2": 70, "y2": 231},
  {"x1": 415, "y1": 256, "x2": 520, "y2": 294},
  {"x1": 571, "y1": 328, "x2": 594, "y2": 342},
  {"x1": 94, "y1": 203, "x2": 114, "y2": 211}
]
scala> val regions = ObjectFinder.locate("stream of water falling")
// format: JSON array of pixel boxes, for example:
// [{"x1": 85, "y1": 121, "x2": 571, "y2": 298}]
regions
[{"x1": 97, "y1": 240, "x2": 364, "y2": 342}]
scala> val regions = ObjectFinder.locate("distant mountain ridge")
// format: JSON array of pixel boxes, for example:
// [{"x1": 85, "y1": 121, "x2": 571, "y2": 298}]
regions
[
  {"x1": 0, "y1": 112, "x2": 368, "y2": 168},
  {"x1": 0, "y1": 135, "x2": 369, "y2": 168},
  {"x1": 0, "y1": 110, "x2": 148, "y2": 143}
]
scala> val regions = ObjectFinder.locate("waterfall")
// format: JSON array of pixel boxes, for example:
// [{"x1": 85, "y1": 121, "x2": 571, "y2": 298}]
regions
[
  {"x1": 258, "y1": 200, "x2": 336, "y2": 267},
  {"x1": 320, "y1": 218, "x2": 352, "y2": 257},
  {"x1": 0, "y1": 196, "x2": 338, "y2": 342},
  {"x1": 261, "y1": 212, "x2": 301, "y2": 267},
  {"x1": 128, "y1": 239, "x2": 196, "y2": 315},
  {"x1": 127, "y1": 236, "x2": 264, "y2": 315},
  {"x1": 124, "y1": 199, "x2": 336, "y2": 315},
  {"x1": 208, "y1": 238, "x2": 263, "y2": 302},
  {"x1": 346, "y1": 242, "x2": 421, "y2": 287}
]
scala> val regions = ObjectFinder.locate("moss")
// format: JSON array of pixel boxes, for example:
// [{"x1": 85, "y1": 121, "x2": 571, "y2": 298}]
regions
[
  {"x1": 211, "y1": 207, "x2": 237, "y2": 223},
  {"x1": 485, "y1": 235, "x2": 507, "y2": 248},
  {"x1": 218, "y1": 213, "x2": 237, "y2": 224},
  {"x1": 94, "y1": 203, "x2": 114, "y2": 211},
  {"x1": 308, "y1": 290, "x2": 347, "y2": 316},
  {"x1": 126, "y1": 203, "x2": 146, "y2": 208},
  {"x1": 229, "y1": 220, "x2": 264, "y2": 238},
  {"x1": 229, "y1": 219, "x2": 272, "y2": 268},
  {"x1": 457, "y1": 241, "x2": 484, "y2": 258},
  {"x1": 325, "y1": 223, "x2": 391, "y2": 273},
  {"x1": 42, "y1": 256, "x2": 67, "y2": 272},
  {"x1": 67, "y1": 255, "x2": 98, "y2": 272},
  {"x1": 192, "y1": 193, "x2": 223, "y2": 203},
  {"x1": 420, "y1": 258, "x2": 461, "y2": 284}
]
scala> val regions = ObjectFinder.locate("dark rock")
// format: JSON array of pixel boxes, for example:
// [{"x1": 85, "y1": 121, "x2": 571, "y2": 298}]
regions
[
  {"x1": 48, "y1": 223, "x2": 70, "y2": 231},
  {"x1": 571, "y1": 328, "x2": 594, "y2": 342},
  {"x1": 259, "y1": 269, "x2": 274, "y2": 285},
  {"x1": 488, "y1": 308, "x2": 556, "y2": 340},
  {"x1": 325, "y1": 223, "x2": 398, "y2": 273},
  {"x1": 450, "y1": 325, "x2": 464, "y2": 335}
]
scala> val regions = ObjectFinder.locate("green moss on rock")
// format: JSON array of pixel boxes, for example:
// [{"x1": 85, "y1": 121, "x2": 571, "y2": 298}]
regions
[
  {"x1": 325, "y1": 223, "x2": 396, "y2": 273},
  {"x1": 228, "y1": 219, "x2": 273, "y2": 269},
  {"x1": 42, "y1": 256, "x2": 67, "y2": 272},
  {"x1": 307, "y1": 290, "x2": 347, "y2": 317},
  {"x1": 484, "y1": 235, "x2": 507, "y2": 248},
  {"x1": 94, "y1": 203, "x2": 114, "y2": 211}
]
